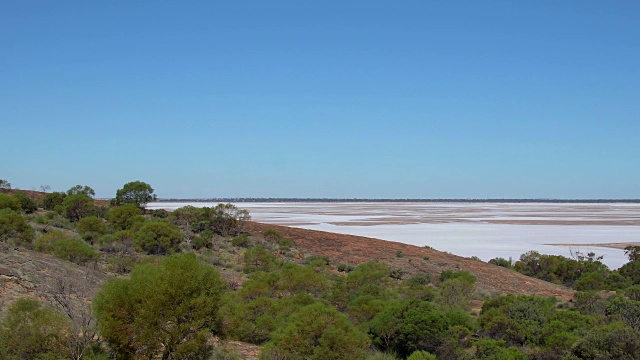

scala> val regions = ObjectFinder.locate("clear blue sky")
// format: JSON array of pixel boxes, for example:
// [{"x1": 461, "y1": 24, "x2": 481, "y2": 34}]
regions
[{"x1": 2, "y1": 1, "x2": 638, "y2": 199}]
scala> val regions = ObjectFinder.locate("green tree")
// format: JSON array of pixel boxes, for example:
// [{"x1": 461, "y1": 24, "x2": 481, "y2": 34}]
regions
[
  {"x1": 0, "y1": 193, "x2": 20, "y2": 211},
  {"x1": 42, "y1": 191, "x2": 67, "y2": 210},
  {"x1": 94, "y1": 254, "x2": 227, "y2": 360},
  {"x1": 0, "y1": 209, "x2": 34, "y2": 246},
  {"x1": 210, "y1": 203, "x2": 250, "y2": 236},
  {"x1": 76, "y1": 216, "x2": 108, "y2": 244},
  {"x1": 133, "y1": 220, "x2": 183, "y2": 255},
  {"x1": 571, "y1": 322, "x2": 640, "y2": 359},
  {"x1": 0, "y1": 298, "x2": 72, "y2": 359},
  {"x1": 369, "y1": 299, "x2": 450, "y2": 357},
  {"x1": 0, "y1": 179, "x2": 10, "y2": 192},
  {"x1": 67, "y1": 184, "x2": 96, "y2": 198},
  {"x1": 243, "y1": 246, "x2": 277, "y2": 273},
  {"x1": 63, "y1": 193, "x2": 94, "y2": 222},
  {"x1": 114, "y1": 181, "x2": 157, "y2": 208},
  {"x1": 108, "y1": 204, "x2": 144, "y2": 230},
  {"x1": 260, "y1": 302, "x2": 369, "y2": 360},
  {"x1": 11, "y1": 192, "x2": 38, "y2": 214}
]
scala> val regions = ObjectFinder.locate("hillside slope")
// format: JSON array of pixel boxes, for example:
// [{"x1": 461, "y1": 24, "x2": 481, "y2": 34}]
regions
[
  {"x1": 0, "y1": 245, "x2": 108, "y2": 317},
  {"x1": 245, "y1": 222, "x2": 575, "y2": 300}
]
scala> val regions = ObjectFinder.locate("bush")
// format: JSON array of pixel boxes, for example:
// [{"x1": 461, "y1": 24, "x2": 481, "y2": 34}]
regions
[
  {"x1": 151, "y1": 209, "x2": 169, "y2": 218},
  {"x1": 232, "y1": 234, "x2": 251, "y2": 248},
  {"x1": 389, "y1": 268, "x2": 407, "y2": 280},
  {"x1": 108, "y1": 204, "x2": 143, "y2": 230},
  {"x1": 34, "y1": 230, "x2": 69, "y2": 251},
  {"x1": 42, "y1": 192, "x2": 67, "y2": 210},
  {"x1": 0, "y1": 298, "x2": 72, "y2": 359},
  {"x1": 410, "y1": 272, "x2": 432, "y2": 285},
  {"x1": 260, "y1": 302, "x2": 369, "y2": 360},
  {"x1": 0, "y1": 194, "x2": 20, "y2": 211},
  {"x1": 48, "y1": 238, "x2": 99, "y2": 265},
  {"x1": 407, "y1": 350, "x2": 436, "y2": 360},
  {"x1": 76, "y1": 216, "x2": 108, "y2": 244},
  {"x1": 133, "y1": 220, "x2": 183, "y2": 255},
  {"x1": 243, "y1": 246, "x2": 277, "y2": 273},
  {"x1": 337, "y1": 264, "x2": 355, "y2": 273},
  {"x1": 278, "y1": 237, "x2": 294, "y2": 251},
  {"x1": 440, "y1": 270, "x2": 476, "y2": 284},
  {"x1": 62, "y1": 194, "x2": 94, "y2": 222},
  {"x1": 94, "y1": 254, "x2": 227, "y2": 359},
  {"x1": 489, "y1": 257, "x2": 513, "y2": 268},
  {"x1": 262, "y1": 229, "x2": 282, "y2": 242},
  {"x1": 0, "y1": 209, "x2": 34, "y2": 246},
  {"x1": 304, "y1": 255, "x2": 330, "y2": 266},
  {"x1": 191, "y1": 236, "x2": 208, "y2": 250},
  {"x1": 12, "y1": 192, "x2": 37, "y2": 214}
]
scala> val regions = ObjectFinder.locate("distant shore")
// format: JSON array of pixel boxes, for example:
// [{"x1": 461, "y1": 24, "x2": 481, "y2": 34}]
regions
[
  {"x1": 546, "y1": 242, "x2": 640, "y2": 250},
  {"x1": 154, "y1": 198, "x2": 640, "y2": 204}
]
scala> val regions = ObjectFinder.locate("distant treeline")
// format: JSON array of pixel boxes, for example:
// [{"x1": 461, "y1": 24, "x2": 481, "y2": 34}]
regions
[{"x1": 156, "y1": 198, "x2": 640, "y2": 203}]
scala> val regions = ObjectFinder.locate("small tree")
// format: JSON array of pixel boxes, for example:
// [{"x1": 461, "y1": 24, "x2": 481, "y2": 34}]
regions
[
  {"x1": 260, "y1": 302, "x2": 369, "y2": 360},
  {"x1": 0, "y1": 194, "x2": 20, "y2": 211},
  {"x1": 76, "y1": 216, "x2": 107, "y2": 244},
  {"x1": 12, "y1": 192, "x2": 37, "y2": 214},
  {"x1": 0, "y1": 179, "x2": 11, "y2": 192},
  {"x1": 0, "y1": 298, "x2": 72, "y2": 359},
  {"x1": 42, "y1": 191, "x2": 67, "y2": 210},
  {"x1": 67, "y1": 184, "x2": 96, "y2": 198},
  {"x1": 133, "y1": 220, "x2": 182, "y2": 255},
  {"x1": 0, "y1": 209, "x2": 34, "y2": 246},
  {"x1": 62, "y1": 194, "x2": 94, "y2": 222},
  {"x1": 114, "y1": 181, "x2": 157, "y2": 209},
  {"x1": 94, "y1": 254, "x2": 227, "y2": 359}
]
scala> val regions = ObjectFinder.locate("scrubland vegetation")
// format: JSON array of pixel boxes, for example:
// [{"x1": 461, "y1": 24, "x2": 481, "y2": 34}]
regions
[{"x1": 1, "y1": 179, "x2": 640, "y2": 359}]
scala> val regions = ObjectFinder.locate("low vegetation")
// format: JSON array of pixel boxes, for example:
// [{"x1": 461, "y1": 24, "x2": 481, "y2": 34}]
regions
[{"x1": 1, "y1": 178, "x2": 640, "y2": 359}]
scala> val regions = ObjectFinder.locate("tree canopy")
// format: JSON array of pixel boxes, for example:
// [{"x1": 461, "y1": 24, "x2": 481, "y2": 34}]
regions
[
  {"x1": 94, "y1": 254, "x2": 227, "y2": 359},
  {"x1": 114, "y1": 181, "x2": 157, "y2": 209}
]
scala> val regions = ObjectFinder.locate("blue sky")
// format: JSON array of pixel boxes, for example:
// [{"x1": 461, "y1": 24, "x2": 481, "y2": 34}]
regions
[{"x1": 1, "y1": 1, "x2": 638, "y2": 198}]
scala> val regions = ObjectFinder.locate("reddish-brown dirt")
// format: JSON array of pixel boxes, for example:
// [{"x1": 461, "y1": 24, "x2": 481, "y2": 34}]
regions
[{"x1": 245, "y1": 221, "x2": 575, "y2": 301}]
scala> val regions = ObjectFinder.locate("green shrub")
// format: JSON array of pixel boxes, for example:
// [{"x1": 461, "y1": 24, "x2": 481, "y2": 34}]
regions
[
  {"x1": 42, "y1": 192, "x2": 67, "y2": 210},
  {"x1": 278, "y1": 237, "x2": 294, "y2": 251},
  {"x1": 440, "y1": 270, "x2": 476, "y2": 284},
  {"x1": 337, "y1": 264, "x2": 355, "y2": 273},
  {"x1": 304, "y1": 255, "x2": 330, "y2": 266},
  {"x1": 0, "y1": 298, "x2": 72, "y2": 359},
  {"x1": 133, "y1": 220, "x2": 182, "y2": 255},
  {"x1": 260, "y1": 302, "x2": 369, "y2": 360},
  {"x1": 407, "y1": 350, "x2": 436, "y2": 360},
  {"x1": 232, "y1": 234, "x2": 251, "y2": 248},
  {"x1": 191, "y1": 236, "x2": 208, "y2": 250},
  {"x1": 76, "y1": 216, "x2": 108, "y2": 244},
  {"x1": 410, "y1": 272, "x2": 432, "y2": 285},
  {"x1": 0, "y1": 194, "x2": 20, "y2": 211},
  {"x1": 262, "y1": 229, "x2": 283, "y2": 242},
  {"x1": 48, "y1": 238, "x2": 99, "y2": 265},
  {"x1": 389, "y1": 268, "x2": 407, "y2": 280},
  {"x1": 12, "y1": 192, "x2": 38, "y2": 214},
  {"x1": 108, "y1": 204, "x2": 143, "y2": 230},
  {"x1": 34, "y1": 230, "x2": 69, "y2": 251},
  {"x1": 0, "y1": 209, "x2": 34, "y2": 246},
  {"x1": 151, "y1": 209, "x2": 169, "y2": 218}
]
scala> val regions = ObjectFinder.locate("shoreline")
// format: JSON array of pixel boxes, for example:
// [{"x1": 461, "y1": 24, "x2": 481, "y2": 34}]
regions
[{"x1": 546, "y1": 242, "x2": 640, "y2": 250}]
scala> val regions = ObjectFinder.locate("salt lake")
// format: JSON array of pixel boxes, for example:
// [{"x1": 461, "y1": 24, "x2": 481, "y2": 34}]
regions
[{"x1": 147, "y1": 202, "x2": 640, "y2": 269}]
